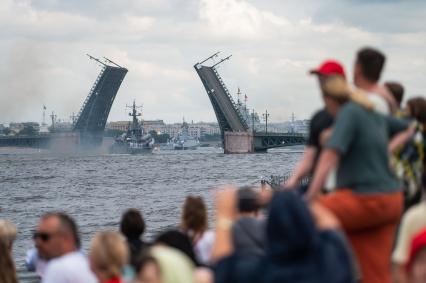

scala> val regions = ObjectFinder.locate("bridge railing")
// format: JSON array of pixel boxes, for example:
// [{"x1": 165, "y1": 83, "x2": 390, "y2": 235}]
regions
[
  {"x1": 212, "y1": 67, "x2": 249, "y2": 130},
  {"x1": 261, "y1": 174, "x2": 310, "y2": 190},
  {"x1": 74, "y1": 65, "x2": 106, "y2": 129}
]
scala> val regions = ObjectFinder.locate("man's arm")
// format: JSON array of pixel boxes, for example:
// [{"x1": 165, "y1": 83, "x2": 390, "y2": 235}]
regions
[
  {"x1": 305, "y1": 148, "x2": 340, "y2": 201},
  {"x1": 389, "y1": 125, "x2": 415, "y2": 153},
  {"x1": 284, "y1": 146, "x2": 317, "y2": 188},
  {"x1": 211, "y1": 187, "x2": 237, "y2": 262}
]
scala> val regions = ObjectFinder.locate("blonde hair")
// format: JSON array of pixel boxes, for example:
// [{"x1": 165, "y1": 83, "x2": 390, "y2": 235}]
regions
[
  {"x1": 89, "y1": 231, "x2": 129, "y2": 280},
  {"x1": 0, "y1": 220, "x2": 17, "y2": 248},
  {"x1": 0, "y1": 220, "x2": 18, "y2": 283}
]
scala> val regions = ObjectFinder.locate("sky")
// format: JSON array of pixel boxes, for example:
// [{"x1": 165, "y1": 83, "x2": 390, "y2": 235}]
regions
[{"x1": 0, "y1": 0, "x2": 425, "y2": 124}]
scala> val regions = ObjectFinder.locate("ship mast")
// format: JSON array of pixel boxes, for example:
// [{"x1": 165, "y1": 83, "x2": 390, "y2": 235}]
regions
[{"x1": 126, "y1": 101, "x2": 142, "y2": 134}]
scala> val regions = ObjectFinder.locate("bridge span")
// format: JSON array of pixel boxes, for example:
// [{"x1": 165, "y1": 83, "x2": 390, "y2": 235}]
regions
[{"x1": 194, "y1": 53, "x2": 306, "y2": 153}]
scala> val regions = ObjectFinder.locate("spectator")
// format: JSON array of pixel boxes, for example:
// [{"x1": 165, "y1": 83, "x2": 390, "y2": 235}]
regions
[
  {"x1": 34, "y1": 212, "x2": 97, "y2": 283},
  {"x1": 155, "y1": 229, "x2": 199, "y2": 266},
  {"x1": 405, "y1": 228, "x2": 426, "y2": 283},
  {"x1": 353, "y1": 47, "x2": 397, "y2": 114},
  {"x1": 393, "y1": 176, "x2": 426, "y2": 283},
  {"x1": 136, "y1": 255, "x2": 162, "y2": 283},
  {"x1": 306, "y1": 76, "x2": 410, "y2": 283},
  {"x1": 405, "y1": 97, "x2": 426, "y2": 125},
  {"x1": 385, "y1": 81, "x2": 404, "y2": 111},
  {"x1": 392, "y1": 96, "x2": 426, "y2": 209},
  {"x1": 0, "y1": 220, "x2": 18, "y2": 283},
  {"x1": 150, "y1": 245, "x2": 195, "y2": 283},
  {"x1": 232, "y1": 187, "x2": 265, "y2": 257},
  {"x1": 89, "y1": 231, "x2": 129, "y2": 283},
  {"x1": 120, "y1": 208, "x2": 148, "y2": 270},
  {"x1": 213, "y1": 187, "x2": 355, "y2": 283},
  {"x1": 180, "y1": 196, "x2": 214, "y2": 265},
  {"x1": 284, "y1": 60, "x2": 345, "y2": 189}
]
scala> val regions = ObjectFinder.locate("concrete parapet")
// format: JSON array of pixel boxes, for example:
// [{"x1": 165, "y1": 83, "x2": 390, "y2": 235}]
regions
[{"x1": 224, "y1": 131, "x2": 253, "y2": 154}]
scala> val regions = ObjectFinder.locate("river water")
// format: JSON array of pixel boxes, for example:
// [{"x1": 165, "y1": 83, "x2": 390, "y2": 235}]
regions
[{"x1": 0, "y1": 146, "x2": 302, "y2": 267}]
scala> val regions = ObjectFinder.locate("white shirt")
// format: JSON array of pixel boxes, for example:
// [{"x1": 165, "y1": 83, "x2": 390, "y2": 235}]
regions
[
  {"x1": 42, "y1": 251, "x2": 97, "y2": 283},
  {"x1": 194, "y1": 230, "x2": 215, "y2": 265},
  {"x1": 368, "y1": 94, "x2": 390, "y2": 115},
  {"x1": 392, "y1": 202, "x2": 426, "y2": 264}
]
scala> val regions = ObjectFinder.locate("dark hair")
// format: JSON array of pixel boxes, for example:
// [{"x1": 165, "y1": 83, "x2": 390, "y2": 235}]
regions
[
  {"x1": 120, "y1": 209, "x2": 145, "y2": 239},
  {"x1": 238, "y1": 186, "x2": 260, "y2": 213},
  {"x1": 155, "y1": 230, "x2": 199, "y2": 266},
  {"x1": 136, "y1": 254, "x2": 159, "y2": 275},
  {"x1": 406, "y1": 97, "x2": 426, "y2": 124},
  {"x1": 385, "y1": 82, "x2": 404, "y2": 107},
  {"x1": 356, "y1": 47, "x2": 386, "y2": 82},
  {"x1": 181, "y1": 196, "x2": 207, "y2": 234},
  {"x1": 42, "y1": 212, "x2": 81, "y2": 248}
]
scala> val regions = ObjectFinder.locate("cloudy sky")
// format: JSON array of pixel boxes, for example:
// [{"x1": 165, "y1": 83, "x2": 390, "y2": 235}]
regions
[{"x1": 0, "y1": 0, "x2": 425, "y2": 124}]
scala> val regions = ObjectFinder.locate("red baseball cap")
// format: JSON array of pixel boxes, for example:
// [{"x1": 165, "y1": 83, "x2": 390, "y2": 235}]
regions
[
  {"x1": 310, "y1": 60, "x2": 346, "y2": 78},
  {"x1": 407, "y1": 228, "x2": 426, "y2": 272}
]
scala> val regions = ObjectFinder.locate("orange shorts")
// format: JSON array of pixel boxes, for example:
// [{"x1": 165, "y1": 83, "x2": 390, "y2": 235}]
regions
[{"x1": 320, "y1": 189, "x2": 403, "y2": 283}]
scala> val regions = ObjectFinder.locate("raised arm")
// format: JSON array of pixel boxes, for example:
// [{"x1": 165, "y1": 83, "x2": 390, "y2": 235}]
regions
[
  {"x1": 284, "y1": 146, "x2": 317, "y2": 188},
  {"x1": 305, "y1": 148, "x2": 340, "y2": 201},
  {"x1": 389, "y1": 124, "x2": 415, "y2": 153},
  {"x1": 211, "y1": 187, "x2": 237, "y2": 262}
]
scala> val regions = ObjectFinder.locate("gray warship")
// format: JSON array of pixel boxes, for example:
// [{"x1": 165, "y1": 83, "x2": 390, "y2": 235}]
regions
[{"x1": 109, "y1": 101, "x2": 154, "y2": 154}]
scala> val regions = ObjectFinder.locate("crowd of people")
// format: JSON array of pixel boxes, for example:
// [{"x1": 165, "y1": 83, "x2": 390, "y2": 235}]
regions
[{"x1": 1, "y1": 46, "x2": 426, "y2": 283}]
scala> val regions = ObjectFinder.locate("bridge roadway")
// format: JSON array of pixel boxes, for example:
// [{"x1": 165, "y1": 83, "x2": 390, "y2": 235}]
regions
[
  {"x1": 253, "y1": 132, "x2": 307, "y2": 152},
  {"x1": 0, "y1": 135, "x2": 51, "y2": 148}
]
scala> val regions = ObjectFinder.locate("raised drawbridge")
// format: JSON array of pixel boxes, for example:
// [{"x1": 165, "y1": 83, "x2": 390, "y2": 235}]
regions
[
  {"x1": 194, "y1": 53, "x2": 305, "y2": 153},
  {"x1": 73, "y1": 55, "x2": 128, "y2": 146}
]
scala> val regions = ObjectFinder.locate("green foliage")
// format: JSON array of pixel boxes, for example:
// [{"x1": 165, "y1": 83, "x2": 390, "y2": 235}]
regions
[
  {"x1": 18, "y1": 125, "x2": 37, "y2": 136},
  {"x1": 2, "y1": 127, "x2": 11, "y2": 135}
]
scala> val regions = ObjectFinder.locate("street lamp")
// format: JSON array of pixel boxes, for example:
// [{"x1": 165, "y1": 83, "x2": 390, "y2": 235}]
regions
[
  {"x1": 262, "y1": 110, "x2": 270, "y2": 134},
  {"x1": 251, "y1": 109, "x2": 256, "y2": 133}
]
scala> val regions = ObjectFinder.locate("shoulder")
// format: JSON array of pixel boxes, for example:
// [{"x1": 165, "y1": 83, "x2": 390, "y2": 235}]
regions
[
  {"x1": 337, "y1": 102, "x2": 367, "y2": 119},
  {"x1": 311, "y1": 109, "x2": 333, "y2": 124},
  {"x1": 368, "y1": 94, "x2": 390, "y2": 115},
  {"x1": 43, "y1": 253, "x2": 94, "y2": 283}
]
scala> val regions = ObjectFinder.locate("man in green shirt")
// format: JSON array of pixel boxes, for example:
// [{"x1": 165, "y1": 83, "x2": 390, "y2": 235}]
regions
[{"x1": 306, "y1": 76, "x2": 411, "y2": 283}]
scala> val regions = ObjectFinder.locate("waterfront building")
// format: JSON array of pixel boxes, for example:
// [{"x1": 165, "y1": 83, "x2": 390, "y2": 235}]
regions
[{"x1": 106, "y1": 121, "x2": 130, "y2": 132}]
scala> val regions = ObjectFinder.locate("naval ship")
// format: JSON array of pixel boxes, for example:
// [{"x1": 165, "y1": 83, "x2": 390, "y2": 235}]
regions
[
  {"x1": 173, "y1": 122, "x2": 200, "y2": 150},
  {"x1": 110, "y1": 101, "x2": 154, "y2": 154}
]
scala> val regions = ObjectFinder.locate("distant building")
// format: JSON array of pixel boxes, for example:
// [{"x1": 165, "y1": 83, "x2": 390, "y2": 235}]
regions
[
  {"x1": 107, "y1": 119, "x2": 221, "y2": 139},
  {"x1": 106, "y1": 121, "x2": 130, "y2": 132},
  {"x1": 142, "y1": 120, "x2": 166, "y2": 133}
]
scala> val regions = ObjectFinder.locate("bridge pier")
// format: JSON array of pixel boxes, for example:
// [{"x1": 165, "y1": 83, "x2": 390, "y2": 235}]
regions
[{"x1": 224, "y1": 132, "x2": 254, "y2": 154}]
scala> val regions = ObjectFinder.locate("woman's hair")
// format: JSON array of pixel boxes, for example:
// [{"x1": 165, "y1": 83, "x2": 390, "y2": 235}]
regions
[
  {"x1": 155, "y1": 230, "x2": 199, "y2": 266},
  {"x1": 180, "y1": 196, "x2": 208, "y2": 235},
  {"x1": 89, "y1": 231, "x2": 129, "y2": 280},
  {"x1": 120, "y1": 208, "x2": 146, "y2": 239},
  {"x1": 0, "y1": 220, "x2": 17, "y2": 249},
  {"x1": 406, "y1": 97, "x2": 426, "y2": 123},
  {"x1": 0, "y1": 240, "x2": 18, "y2": 283},
  {"x1": 136, "y1": 254, "x2": 159, "y2": 274}
]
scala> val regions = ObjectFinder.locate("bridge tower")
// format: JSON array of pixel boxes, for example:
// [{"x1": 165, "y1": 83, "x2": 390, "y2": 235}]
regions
[{"x1": 73, "y1": 55, "x2": 128, "y2": 146}]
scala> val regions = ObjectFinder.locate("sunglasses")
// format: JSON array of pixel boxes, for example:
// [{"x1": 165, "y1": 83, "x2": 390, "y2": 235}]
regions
[{"x1": 33, "y1": 232, "x2": 53, "y2": 242}]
